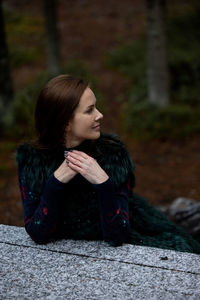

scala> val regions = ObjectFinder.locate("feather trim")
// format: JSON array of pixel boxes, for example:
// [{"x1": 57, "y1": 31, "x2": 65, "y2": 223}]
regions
[
  {"x1": 95, "y1": 133, "x2": 135, "y2": 188},
  {"x1": 16, "y1": 133, "x2": 135, "y2": 193}
]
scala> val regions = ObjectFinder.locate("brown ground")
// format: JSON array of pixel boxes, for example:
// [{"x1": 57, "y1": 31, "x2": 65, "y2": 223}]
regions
[{"x1": 1, "y1": 0, "x2": 199, "y2": 226}]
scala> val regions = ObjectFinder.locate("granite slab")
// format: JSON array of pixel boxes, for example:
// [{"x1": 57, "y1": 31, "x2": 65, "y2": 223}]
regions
[{"x1": 0, "y1": 224, "x2": 200, "y2": 299}]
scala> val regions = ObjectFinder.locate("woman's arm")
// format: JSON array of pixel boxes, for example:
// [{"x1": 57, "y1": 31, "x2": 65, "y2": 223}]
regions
[
  {"x1": 66, "y1": 149, "x2": 132, "y2": 246},
  {"x1": 93, "y1": 177, "x2": 131, "y2": 247},
  {"x1": 18, "y1": 164, "x2": 66, "y2": 244}
]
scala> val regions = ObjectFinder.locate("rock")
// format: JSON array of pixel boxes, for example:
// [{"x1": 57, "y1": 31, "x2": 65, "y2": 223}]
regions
[
  {"x1": 0, "y1": 224, "x2": 200, "y2": 299},
  {"x1": 157, "y1": 197, "x2": 200, "y2": 240}
]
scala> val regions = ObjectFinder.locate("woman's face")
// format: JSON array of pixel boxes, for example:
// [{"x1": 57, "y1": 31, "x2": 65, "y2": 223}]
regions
[{"x1": 65, "y1": 87, "x2": 103, "y2": 148}]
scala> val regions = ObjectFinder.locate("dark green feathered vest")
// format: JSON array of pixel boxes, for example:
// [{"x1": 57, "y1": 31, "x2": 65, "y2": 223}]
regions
[
  {"x1": 16, "y1": 133, "x2": 200, "y2": 254},
  {"x1": 16, "y1": 133, "x2": 135, "y2": 193}
]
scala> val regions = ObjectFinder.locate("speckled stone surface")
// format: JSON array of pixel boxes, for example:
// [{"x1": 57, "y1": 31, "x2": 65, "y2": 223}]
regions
[{"x1": 0, "y1": 224, "x2": 200, "y2": 299}]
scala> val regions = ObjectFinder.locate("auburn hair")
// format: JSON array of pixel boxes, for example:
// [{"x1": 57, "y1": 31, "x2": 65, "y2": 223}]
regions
[{"x1": 34, "y1": 74, "x2": 89, "y2": 149}]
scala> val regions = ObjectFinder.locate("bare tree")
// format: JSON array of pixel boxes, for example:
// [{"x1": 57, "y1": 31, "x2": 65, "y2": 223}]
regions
[
  {"x1": 145, "y1": 0, "x2": 169, "y2": 107},
  {"x1": 43, "y1": 0, "x2": 61, "y2": 77},
  {"x1": 0, "y1": 0, "x2": 14, "y2": 128}
]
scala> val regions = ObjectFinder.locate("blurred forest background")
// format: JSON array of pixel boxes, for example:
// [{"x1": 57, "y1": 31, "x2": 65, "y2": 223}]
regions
[{"x1": 0, "y1": 0, "x2": 200, "y2": 237}]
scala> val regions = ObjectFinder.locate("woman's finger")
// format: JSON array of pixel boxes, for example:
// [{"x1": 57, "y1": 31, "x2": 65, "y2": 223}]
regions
[
  {"x1": 67, "y1": 155, "x2": 84, "y2": 166},
  {"x1": 68, "y1": 161, "x2": 82, "y2": 173},
  {"x1": 71, "y1": 150, "x2": 89, "y2": 159},
  {"x1": 67, "y1": 151, "x2": 90, "y2": 163},
  {"x1": 67, "y1": 153, "x2": 85, "y2": 164}
]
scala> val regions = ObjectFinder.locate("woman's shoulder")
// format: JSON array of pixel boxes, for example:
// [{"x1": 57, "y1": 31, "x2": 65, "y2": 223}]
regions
[
  {"x1": 16, "y1": 143, "x2": 42, "y2": 166},
  {"x1": 96, "y1": 133, "x2": 133, "y2": 161},
  {"x1": 16, "y1": 143, "x2": 37, "y2": 157},
  {"x1": 96, "y1": 132, "x2": 128, "y2": 152},
  {"x1": 16, "y1": 143, "x2": 55, "y2": 169},
  {"x1": 95, "y1": 133, "x2": 135, "y2": 187},
  {"x1": 16, "y1": 143, "x2": 60, "y2": 192}
]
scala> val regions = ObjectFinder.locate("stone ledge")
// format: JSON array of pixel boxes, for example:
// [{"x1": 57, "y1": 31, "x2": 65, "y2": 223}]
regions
[{"x1": 0, "y1": 224, "x2": 199, "y2": 299}]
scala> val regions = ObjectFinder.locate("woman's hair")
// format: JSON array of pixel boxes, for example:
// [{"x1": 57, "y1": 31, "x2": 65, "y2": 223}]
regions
[{"x1": 34, "y1": 74, "x2": 89, "y2": 149}]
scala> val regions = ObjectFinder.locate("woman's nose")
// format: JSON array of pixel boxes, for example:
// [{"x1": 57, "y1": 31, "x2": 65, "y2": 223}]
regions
[{"x1": 95, "y1": 109, "x2": 103, "y2": 120}]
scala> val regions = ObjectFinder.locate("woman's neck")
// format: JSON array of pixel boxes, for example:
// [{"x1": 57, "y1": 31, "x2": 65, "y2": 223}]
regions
[{"x1": 65, "y1": 138, "x2": 85, "y2": 149}]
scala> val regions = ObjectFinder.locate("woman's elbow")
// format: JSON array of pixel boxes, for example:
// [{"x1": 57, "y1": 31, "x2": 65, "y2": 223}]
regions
[
  {"x1": 105, "y1": 227, "x2": 129, "y2": 247},
  {"x1": 25, "y1": 225, "x2": 52, "y2": 245}
]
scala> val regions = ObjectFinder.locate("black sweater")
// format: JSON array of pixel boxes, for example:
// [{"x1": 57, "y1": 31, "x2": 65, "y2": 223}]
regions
[{"x1": 17, "y1": 134, "x2": 133, "y2": 246}]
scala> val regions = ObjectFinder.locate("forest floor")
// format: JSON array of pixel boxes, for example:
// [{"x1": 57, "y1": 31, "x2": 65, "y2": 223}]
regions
[{"x1": 1, "y1": 0, "x2": 200, "y2": 226}]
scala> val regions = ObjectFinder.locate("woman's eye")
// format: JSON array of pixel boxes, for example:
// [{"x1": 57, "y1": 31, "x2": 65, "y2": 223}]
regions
[{"x1": 87, "y1": 107, "x2": 94, "y2": 113}]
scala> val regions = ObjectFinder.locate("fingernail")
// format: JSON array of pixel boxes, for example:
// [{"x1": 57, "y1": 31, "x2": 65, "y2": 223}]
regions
[
  {"x1": 66, "y1": 159, "x2": 69, "y2": 165},
  {"x1": 64, "y1": 151, "x2": 69, "y2": 157}
]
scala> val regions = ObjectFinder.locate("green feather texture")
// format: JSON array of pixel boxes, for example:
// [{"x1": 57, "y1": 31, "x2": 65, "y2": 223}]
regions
[
  {"x1": 16, "y1": 133, "x2": 135, "y2": 193},
  {"x1": 94, "y1": 133, "x2": 135, "y2": 188},
  {"x1": 16, "y1": 144, "x2": 63, "y2": 194}
]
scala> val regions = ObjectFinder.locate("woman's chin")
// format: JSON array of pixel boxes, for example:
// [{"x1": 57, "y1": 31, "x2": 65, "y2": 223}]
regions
[{"x1": 89, "y1": 131, "x2": 101, "y2": 140}]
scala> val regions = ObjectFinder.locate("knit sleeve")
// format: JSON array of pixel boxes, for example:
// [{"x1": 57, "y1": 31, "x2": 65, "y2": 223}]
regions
[
  {"x1": 18, "y1": 163, "x2": 65, "y2": 244},
  {"x1": 93, "y1": 177, "x2": 131, "y2": 247}
]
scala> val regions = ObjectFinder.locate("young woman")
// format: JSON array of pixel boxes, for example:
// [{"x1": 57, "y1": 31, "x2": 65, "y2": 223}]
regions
[{"x1": 16, "y1": 74, "x2": 200, "y2": 253}]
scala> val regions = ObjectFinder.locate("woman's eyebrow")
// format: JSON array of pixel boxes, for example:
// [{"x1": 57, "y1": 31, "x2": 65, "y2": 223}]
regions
[
  {"x1": 87, "y1": 104, "x2": 95, "y2": 108},
  {"x1": 86, "y1": 100, "x2": 96, "y2": 108}
]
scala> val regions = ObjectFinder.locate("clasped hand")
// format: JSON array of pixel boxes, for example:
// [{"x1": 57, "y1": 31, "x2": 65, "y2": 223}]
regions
[{"x1": 66, "y1": 150, "x2": 109, "y2": 184}]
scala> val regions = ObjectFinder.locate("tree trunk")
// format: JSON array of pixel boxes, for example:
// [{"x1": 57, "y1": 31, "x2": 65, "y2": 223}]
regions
[
  {"x1": 0, "y1": 0, "x2": 14, "y2": 128},
  {"x1": 145, "y1": 0, "x2": 169, "y2": 107},
  {"x1": 43, "y1": 0, "x2": 61, "y2": 77}
]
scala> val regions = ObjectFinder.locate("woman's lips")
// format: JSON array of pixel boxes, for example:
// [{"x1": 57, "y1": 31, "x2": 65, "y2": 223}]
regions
[{"x1": 93, "y1": 125, "x2": 100, "y2": 130}]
